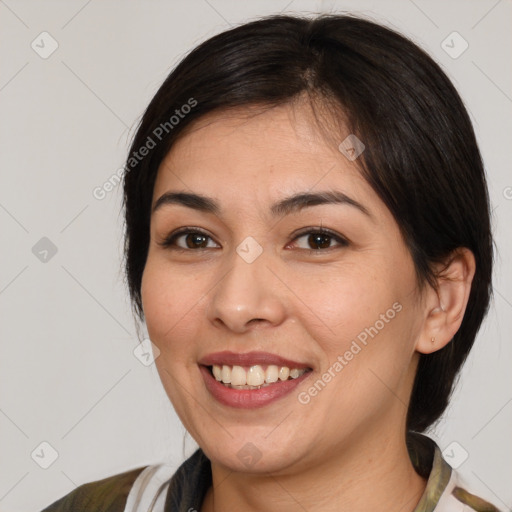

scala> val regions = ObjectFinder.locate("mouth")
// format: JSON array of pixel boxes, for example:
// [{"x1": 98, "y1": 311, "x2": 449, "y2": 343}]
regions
[
  {"x1": 207, "y1": 364, "x2": 310, "y2": 389},
  {"x1": 198, "y1": 351, "x2": 313, "y2": 408}
]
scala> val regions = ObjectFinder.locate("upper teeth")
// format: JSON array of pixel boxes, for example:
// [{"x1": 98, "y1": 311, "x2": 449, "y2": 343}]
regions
[{"x1": 211, "y1": 364, "x2": 306, "y2": 387}]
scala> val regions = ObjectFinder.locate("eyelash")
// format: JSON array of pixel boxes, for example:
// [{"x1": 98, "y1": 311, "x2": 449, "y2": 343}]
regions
[{"x1": 158, "y1": 226, "x2": 349, "y2": 253}]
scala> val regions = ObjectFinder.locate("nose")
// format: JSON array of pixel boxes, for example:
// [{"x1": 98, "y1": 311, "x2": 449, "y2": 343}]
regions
[{"x1": 207, "y1": 249, "x2": 287, "y2": 334}]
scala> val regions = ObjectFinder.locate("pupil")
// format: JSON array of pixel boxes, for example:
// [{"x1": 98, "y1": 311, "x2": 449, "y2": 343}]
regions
[
  {"x1": 187, "y1": 233, "x2": 207, "y2": 248},
  {"x1": 310, "y1": 233, "x2": 330, "y2": 249}
]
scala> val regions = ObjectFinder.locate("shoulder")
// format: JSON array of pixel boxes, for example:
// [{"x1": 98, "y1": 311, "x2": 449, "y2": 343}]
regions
[
  {"x1": 451, "y1": 485, "x2": 503, "y2": 512},
  {"x1": 407, "y1": 433, "x2": 503, "y2": 512},
  {"x1": 40, "y1": 465, "x2": 148, "y2": 512}
]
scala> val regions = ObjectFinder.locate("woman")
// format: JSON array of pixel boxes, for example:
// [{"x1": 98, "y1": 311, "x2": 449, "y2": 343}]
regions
[{"x1": 42, "y1": 13, "x2": 500, "y2": 512}]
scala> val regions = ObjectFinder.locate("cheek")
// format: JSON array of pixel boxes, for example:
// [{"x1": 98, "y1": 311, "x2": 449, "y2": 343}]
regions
[
  {"x1": 140, "y1": 257, "x2": 205, "y2": 355},
  {"x1": 140, "y1": 259, "x2": 204, "y2": 418},
  {"x1": 296, "y1": 261, "x2": 417, "y2": 381},
  {"x1": 293, "y1": 264, "x2": 391, "y2": 338}
]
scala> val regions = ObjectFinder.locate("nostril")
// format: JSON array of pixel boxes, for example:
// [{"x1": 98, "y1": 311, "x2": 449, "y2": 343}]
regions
[{"x1": 246, "y1": 318, "x2": 266, "y2": 327}]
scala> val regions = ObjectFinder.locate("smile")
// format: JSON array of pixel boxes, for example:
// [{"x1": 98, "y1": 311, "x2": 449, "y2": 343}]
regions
[
  {"x1": 199, "y1": 351, "x2": 313, "y2": 408},
  {"x1": 210, "y1": 364, "x2": 309, "y2": 389}
]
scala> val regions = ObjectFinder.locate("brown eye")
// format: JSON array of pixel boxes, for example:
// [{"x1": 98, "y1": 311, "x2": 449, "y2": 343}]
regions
[
  {"x1": 307, "y1": 233, "x2": 332, "y2": 249},
  {"x1": 159, "y1": 229, "x2": 219, "y2": 250},
  {"x1": 182, "y1": 233, "x2": 209, "y2": 248},
  {"x1": 292, "y1": 229, "x2": 349, "y2": 251}
]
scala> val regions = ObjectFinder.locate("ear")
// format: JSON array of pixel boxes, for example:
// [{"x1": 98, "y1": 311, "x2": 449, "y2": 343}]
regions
[{"x1": 416, "y1": 248, "x2": 476, "y2": 355}]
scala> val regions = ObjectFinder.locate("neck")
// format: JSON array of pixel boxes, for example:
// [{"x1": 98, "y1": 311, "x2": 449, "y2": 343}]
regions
[{"x1": 201, "y1": 427, "x2": 427, "y2": 512}]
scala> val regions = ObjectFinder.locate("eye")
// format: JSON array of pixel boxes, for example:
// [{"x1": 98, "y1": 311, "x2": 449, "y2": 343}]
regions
[
  {"x1": 290, "y1": 228, "x2": 349, "y2": 252},
  {"x1": 158, "y1": 227, "x2": 349, "y2": 252},
  {"x1": 158, "y1": 228, "x2": 219, "y2": 250}
]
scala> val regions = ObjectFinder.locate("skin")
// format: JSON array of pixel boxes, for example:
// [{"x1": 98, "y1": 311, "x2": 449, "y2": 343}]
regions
[{"x1": 140, "y1": 98, "x2": 475, "y2": 511}]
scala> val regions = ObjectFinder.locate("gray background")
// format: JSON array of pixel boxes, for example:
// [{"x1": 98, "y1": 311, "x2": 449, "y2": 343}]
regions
[{"x1": 0, "y1": 1, "x2": 511, "y2": 511}]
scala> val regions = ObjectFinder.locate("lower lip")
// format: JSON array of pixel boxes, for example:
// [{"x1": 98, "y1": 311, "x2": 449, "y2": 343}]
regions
[{"x1": 200, "y1": 365, "x2": 311, "y2": 409}]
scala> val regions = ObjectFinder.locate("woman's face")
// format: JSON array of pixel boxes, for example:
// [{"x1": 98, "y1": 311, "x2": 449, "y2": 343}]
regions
[{"x1": 141, "y1": 102, "x2": 427, "y2": 474}]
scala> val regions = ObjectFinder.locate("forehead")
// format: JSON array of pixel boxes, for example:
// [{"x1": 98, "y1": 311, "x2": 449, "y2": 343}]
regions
[{"x1": 153, "y1": 103, "x2": 375, "y2": 211}]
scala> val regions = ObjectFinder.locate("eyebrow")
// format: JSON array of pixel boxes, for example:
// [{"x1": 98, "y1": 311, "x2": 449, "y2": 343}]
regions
[{"x1": 152, "y1": 190, "x2": 372, "y2": 219}]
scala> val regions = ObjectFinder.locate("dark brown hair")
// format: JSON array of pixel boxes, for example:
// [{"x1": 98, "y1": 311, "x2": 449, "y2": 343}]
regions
[{"x1": 122, "y1": 14, "x2": 493, "y2": 433}]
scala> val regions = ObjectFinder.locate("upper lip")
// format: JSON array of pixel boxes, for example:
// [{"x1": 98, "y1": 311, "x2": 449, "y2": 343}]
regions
[{"x1": 199, "y1": 351, "x2": 312, "y2": 369}]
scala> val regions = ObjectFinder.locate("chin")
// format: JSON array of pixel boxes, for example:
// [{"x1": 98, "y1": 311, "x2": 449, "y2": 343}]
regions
[{"x1": 204, "y1": 442, "x2": 304, "y2": 475}]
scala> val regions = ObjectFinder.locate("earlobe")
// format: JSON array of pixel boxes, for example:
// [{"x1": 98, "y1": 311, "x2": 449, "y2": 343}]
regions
[{"x1": 416, "y1": 248, "x2": 476, "y2": 355}]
